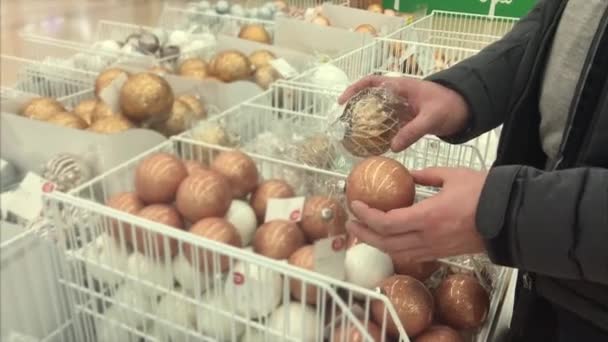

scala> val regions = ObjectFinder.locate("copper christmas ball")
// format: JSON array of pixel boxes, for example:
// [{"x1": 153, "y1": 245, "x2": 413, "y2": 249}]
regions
[
  {"x1": 435, "y1": 274, "x2": 490, "y2": 330},
  {"x1": 250, "y1": 179, "x2": 296, "y2": 221},
  {"x1": 212, "y1": 50, "x2": 252, "y2": 82},
  {"x1": 106, "y1": 191, "x2": 145, "y2": 244},
  {"x1": 249, "y1": 50, "x2": 276, "y2": 70},
  {"x1": 73, "y1": 99, "x2": 98, "y2": 125},
  {"x1": 46, "y1": 112, "x2": 88, "y2": 129},
  {"x1": 414, "y1": 325, "x2": 464, "y2": 342},
  {"x1": 253, "y1": 219, "x2": 306, "y2": 260},
  {"x1": 340, "y1": 87, "x2": 410, "y2": 157},
  {"x1": 92, "y1": 101, "x2": 121, "y2": 122},
  {"x1": 175, "y1": 170, "x2": 232, "y2": 223},
  {"x1": 300, "y1": 196, "x2": 347, "y2": 242},
  {"x1": 312, "y1": 15, "x2": 331, "y2": 26},
  {"x1": 332, "y1": 321, "x2": 383, "y2": 342},
  {"x1": 183, "y1": 160, "x2": 207, "y2": 175},
  {"x1": 254, "y1": 65, "x2": 282, "y2": 90},
  {"x1": 238, "y1": 24, "x2": 272, "y2": 44},
  {"x1": 210, "y1": 150, "x2": 259, "y2": 198},
  {"x1": 95, "y1": 68, "x2": 130, "y2": 98},
  {"x1": 295, "y1": 134, "x2": 337, "y2": 169},
  {"x1": 153, "y1": 96, "x2": 207, "y2": 136},
  {"x1": 371, "y1": 275, "x2": 434, "y2": 338},
  {"x1": 88, "y1": 116, "x2": 133, "y2": 134},
  {"x1": 354, "y1": 24, "x2": 378, "y2": 36},
  {"x1": 134, "y1": 152, "x2": 188, "y2": 204},
  {"x1": 135, "y1": 204, "x2": 184, "y2": 258},
  {"x1": 346, "y1": 156, "x2": 415, "y2": 212},
  {"x1": 119, "y1": 72, "x2": 174, "y2": 123},
  {"x1": 368, "y1": 4, "x2": 384, "y2": 13},
  {"x1": 288, "y1": 245, "x2": 319, "y2": 305},
  {"x1": 184, "y1": 217, "x2": 242, "y2": 273},
  {"x1": 178, "y1": 58, "x2": 208, "y2": 74},
  {"x1": 392, "y1": 257, "x2": 441, "y2": 282},
  {"x1": 177, "y1": 94, "x2": 206, "y2": 118},
  {"x1": 21, "y1": 97, "x2": 65, "y2": 121}
]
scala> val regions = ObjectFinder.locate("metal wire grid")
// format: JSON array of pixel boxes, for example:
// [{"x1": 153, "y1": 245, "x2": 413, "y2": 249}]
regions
[
  {"x1": 39, "y1": 138, "x2": 510, "y2": 342},
  {"x1": 1, "y1": 228, "x2": 75, "y2": 342},
  {"x1": 198, "y1": 81, "x2": 487, "y2": 173},
  {"x1": 43, "y1": 139, "x2": 402, "y2": 342},
  {"x1": 0, "y1": 55, "x2": 96, "y2": 100},
  {"x1": 158, "y1": 5, "x2": 275, "y2": 37}
]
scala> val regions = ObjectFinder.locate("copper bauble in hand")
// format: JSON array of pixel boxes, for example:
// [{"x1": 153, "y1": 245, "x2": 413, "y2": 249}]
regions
[
  {"x1": 238, "y1": 24, "x2": 272, "y2": 44},
  {"x1": 340, "y1": 87, "x2": 410, "y2": 157},
  {"x1": 212, "y1": 50, "x2": 252, "y2": 82},
  {"x1": 253, "y1": 219, "x2": 306, "y2": 259},
  {"x1": 415, "y1": 325, "x2": 464, "y2": 342},
  {"x1": 301, "y1": 196, "x2": 347, "y2": 242},
  {"x1": 346, "y1": 156, "x2": 415, "y2": 212},
  {"x1": 435, "y1": 274, "x2": 490, "y2": 329},
  {"x1": 135, "y1": 152, "x2": 187, "y2": 204},
  {"x1": 371, "y1": 275, "x2": 434, "y2": 338},
  {"x1": 119, "y1": 72, "x2": 174, "y2": 123},
  {"x1": 21, "y1": 97, "x2": 65, "y2": 121},
  {"x1": 184, "y1": 217, "x2": 242, "y2": 273}
]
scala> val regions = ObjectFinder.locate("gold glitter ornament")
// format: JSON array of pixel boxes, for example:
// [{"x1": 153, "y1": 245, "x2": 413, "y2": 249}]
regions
[
  {"x1": 95, "y1": 68, "x2": 130, "y2": 98},
  {"x1": 249, "y1": 50, "x2": 276, "y2": 70},
  {"x1": 88, "y1": 116, "x2": 133, "y2": 134},
  {"x1": 21, "y1": 97, "x2": 66, "y2": 121},
  {"x1": 177, "y1": 94, "x2": 206, "y2": 118},
  {"x1": 119, "y1": 72, "x2": 174, "y2": 124},
  {"x1": 212, "y1": 50, "x2": 252, "y2": 82},
  {"x1": 178, "y1": 58, "x2": 208, "y2": 74},
  {"x1": 238, "y1": 24, "x2": 272, "y2": 44},
  {"x1": 253, "y1": 65, "x2": 281, "y2": 90},
  {"x1": 46, "y1": 112, "x2": 88, "y2": 129},
  {"x1": 72, "y1": 98, "x2": 98, "y2": 125},
  {"x1": 153, "y1": 95, "x2": 207, "y2": 136}
]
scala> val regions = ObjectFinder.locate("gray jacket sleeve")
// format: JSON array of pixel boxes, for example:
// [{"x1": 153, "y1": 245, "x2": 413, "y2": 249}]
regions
[
  {"x1": 477, "y1": 165, "x2": 608, "y2": 285},
  {"x1": 425, "y1": 1, "x2": 550, "y2": 143}
]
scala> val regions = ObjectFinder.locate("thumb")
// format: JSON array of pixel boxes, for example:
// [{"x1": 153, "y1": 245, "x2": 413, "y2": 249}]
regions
[
  {"x1": 410, "y1": 167, "x2": 451, "y2": 187},
  {"x1": 390, "y1": 114, "x2": 434, "y2": 152}
]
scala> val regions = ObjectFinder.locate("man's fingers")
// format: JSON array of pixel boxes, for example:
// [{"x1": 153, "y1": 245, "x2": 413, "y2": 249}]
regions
[
  {"x1": 338, "y1": 75, "x2": 385, "y2": 104},
  {"x1": 410, "y1": 167, "x2": 450, "y2": 187},
  {"x1": 349, "y1": 200, "x2": 428, "y2": 236},
  {"x1": 390, "y1": 114, "x2": 435, "y2": 152},
  {"x1": 346, "y1": 220, "x2": 426, "y2": 254},
  {"x1": 390, "y1": 248, "x2": 435, "y2": 263}
]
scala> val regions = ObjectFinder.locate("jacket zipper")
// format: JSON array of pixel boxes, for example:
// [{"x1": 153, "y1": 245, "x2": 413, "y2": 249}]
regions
[
  {"x1": 496, "y1": 1, "x2": 569, "y2": 162},
  {"x1": 552, "y1": 7, "x2": 608, "y2": 171}
]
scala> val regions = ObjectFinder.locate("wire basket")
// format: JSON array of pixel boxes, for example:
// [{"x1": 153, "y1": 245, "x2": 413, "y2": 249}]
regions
[
  {"x1": 1, "y1": 55, "x2": 96, "y2": 101},
  {"x1": 183, "y1": 82, "x2": 487, "y2": 174},
  {"x1": 158, "y1": 5, "x2": 275, "y2": 38},
  {"x1": 41, "y1": 138, "x2": 511, "y2": 342}
]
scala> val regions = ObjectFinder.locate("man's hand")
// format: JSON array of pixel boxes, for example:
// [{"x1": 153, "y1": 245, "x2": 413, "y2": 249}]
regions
[
  {"x1": 346, "y1": 167, "x2": 488, "y2": 262},
  {"x1": 339, "y1": 76, "x2": 470, "y2": 152}
]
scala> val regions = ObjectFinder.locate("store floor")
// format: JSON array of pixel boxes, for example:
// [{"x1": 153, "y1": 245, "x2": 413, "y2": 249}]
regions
[{"x1": 1, "y1": 0, "x2": 191, "y2": 56}]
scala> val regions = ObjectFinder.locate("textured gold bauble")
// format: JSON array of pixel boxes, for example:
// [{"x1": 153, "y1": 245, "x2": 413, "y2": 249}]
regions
[
  {"x1": 153, "y1": 96, "x2": 207, "y2": 136},
  {"x1": 178, "y1": 58, "x2": 208, "y2": 74},
  {"x1": 72, "y1": 99, "x2": 98, "y2": 125},
  {"x1": 119, "y1": 72, "x2": 174, "y2": 123},
  {"x1": 238, "y1": 24, "x2": 272, "y2": 44},
  {"x1": 253, "y1": 65, "x2": 281, "y2": 90},
  {"x1": 21, "y1": 97, "x2": 65, "y2": 121},
  {"x1": 95, "y1": 68, "x2": 129, "y2": 98},
  {"x1": 213, "y1": 50, "x2": 252, "y2": 82},
  {"x1": 249, "y1": 50, "x2": 276, "y2": 70},
  {"x1": 88, "y1": 116, "x2": 133, "y2": 134},
  {"x1": 46, "y1": 112, "x2": 88, "y2": 129}
]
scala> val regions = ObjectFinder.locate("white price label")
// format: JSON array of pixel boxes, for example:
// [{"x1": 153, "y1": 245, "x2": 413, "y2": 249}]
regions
[
  {"x1": 9, "y1": 172, "x2": 55, "y2": 222},
  {"x1": 269, "y1": 58, "x2": 298, "y2": 79},
  {"x1": 265, "y1": 196, "x2": 306, "y2": 222},
  {"x1": 313, "y1": 235, "x2": 347, "y2": 280},
  {"x1": 99, "y1": 73, "x2": 128, "y2": 113}
]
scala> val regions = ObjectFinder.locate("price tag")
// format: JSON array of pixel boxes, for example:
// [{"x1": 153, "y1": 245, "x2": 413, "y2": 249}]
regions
[
  {"x1": 269, "y1": 58, "x2": 298, "y2": 79},
  {"x1": 313, "y1": 235, "x2": 347, "y2": 280},
  {"x1": 8, "y1": 173, "x2": 54, "y2": 222},
  {"x1": 99, "y1": 73, "x2": 128, "y2": 113},
  {"x1": 265, "y1": 197, "x2": 306, "y2": 223}
]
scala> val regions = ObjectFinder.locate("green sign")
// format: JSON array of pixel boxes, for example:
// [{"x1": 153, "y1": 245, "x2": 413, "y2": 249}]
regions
[{"x1": 384, "y1": 0, "x2": 538, "y2": 18}]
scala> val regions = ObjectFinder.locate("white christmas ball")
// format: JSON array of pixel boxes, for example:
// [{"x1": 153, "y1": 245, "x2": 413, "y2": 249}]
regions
[
  {"x1": 215, "y1": 0, "x2": 230, "y2": 14},
  {"x1": 172, "y1": 253, "x2": 211, "y2": 295},
  {"x1": 224, "y1": 261, "x2": 282, "y2": 318},
  {"x1": 310, "y1": 64, "x2": 350, "y2": 91},
  {"x1": 126, "y1": 252, "x2": 173, "y2": 300},
  {"x1": 84, "y1": 55, "x2": 109, "y2": 72},
  {"x1": 94, "y1": 40, "x2": 121, "y2": 52},
  {"x1": 95, "y1": 315, "x2": 140, "y2": 342},
  {"x1": 230, "y1": 4, "x2": 245, "y2": 17},
  {"x1": 224, "y1": 200, "x2": 257, "y2": 246},
  {"x1": 79, "y1": 233, "x2": 129, "y2": 286},
  {"x1": 152, "y1": 293, "x2": 196, "y2": 342},
  {"x1": 268, "y1": 303, "x2": 319, "y2": 342},
  {"x1": 196, "y1": 291, "x2": 245, "y2": 341},
  {"x1": 107, "y1": 283, "x2": 153, "y2": 328},
  {"x1": 169, "y1": 30, "x2": 190, "y2": 47},
  {"x1": 181, "y1": 38, "x2": 214, "y2": 54},
  {"x1": 345, "y1": 243, "x2": 394, "y2": 291},
  {"x1": 258, "y1": 7, "x2": 273, "y2": 20},
  {"x1": 120, "y1": 43, "x2": 138, "y2": 55},
  {"x1": 197, "y1": 0, "x2": 211, "y2": 11}
]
